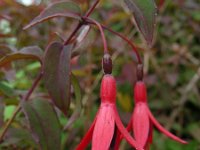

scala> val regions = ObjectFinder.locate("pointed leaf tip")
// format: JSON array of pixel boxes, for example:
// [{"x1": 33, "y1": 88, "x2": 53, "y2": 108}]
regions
[
  {"x1": 124, "y1": 0, "x2": 157, "y2": 45},
  {"x1": 23, "y1": 1, "x2": 81, "y2": 30}
]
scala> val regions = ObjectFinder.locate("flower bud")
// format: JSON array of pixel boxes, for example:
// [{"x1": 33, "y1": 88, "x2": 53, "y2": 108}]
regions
[
  {"x1": 102, "y1": 53, "x2": 112, "y2": 74},
  {"x1": 137, "y1": 64, "x2": 143, "y2": 81}
]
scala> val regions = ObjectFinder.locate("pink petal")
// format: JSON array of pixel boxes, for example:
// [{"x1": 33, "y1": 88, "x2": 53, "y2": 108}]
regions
[
  {"x1": 147, "y1": 107, "x2": 188, "y2": 144},
  {"x1": 133, "y1": 103, "x2": 150, "y2": 149},
  {"x1": 92, "y1": 105, "x2": 115, "y2": 150},
  {"x1": 76, "y1": 119, "x2": 96, "y2": 150},
  {"x1": 113, "y1": 106, "x2": 141, "y2": 149}
]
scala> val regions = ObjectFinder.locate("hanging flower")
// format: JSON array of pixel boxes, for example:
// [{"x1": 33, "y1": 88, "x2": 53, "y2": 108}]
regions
[
  {"x1": 76, "y1": 75, "x2": 141, "y2": 150},
  {"x1": 115, "y1": 81, "x2": 187, "y2": 149}
]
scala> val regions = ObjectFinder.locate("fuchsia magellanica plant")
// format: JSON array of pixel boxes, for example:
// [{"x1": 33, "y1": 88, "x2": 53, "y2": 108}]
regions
[{"x1": 115, "y1": 65, "x2": 188, "y2": 150}]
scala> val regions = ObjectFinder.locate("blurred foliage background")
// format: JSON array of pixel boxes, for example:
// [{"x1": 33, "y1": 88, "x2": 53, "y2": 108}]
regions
[{"x1": 0, "y1": 0, "x2": 200, "y2": 149}]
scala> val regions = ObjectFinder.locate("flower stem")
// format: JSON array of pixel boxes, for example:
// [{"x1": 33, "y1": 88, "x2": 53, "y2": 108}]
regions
[
  {"x1": 63, "y1": 0, "x2": 100, "y2": 46},
  {"x1": 101, "y1": 24, "x2": 142, "y2": 64},
  {"x1": 84, "y1": 17, "x2": 108, "y2": 53},
  {"x1": 85, "y1": 18, "x2": 142, "y2": 64}
]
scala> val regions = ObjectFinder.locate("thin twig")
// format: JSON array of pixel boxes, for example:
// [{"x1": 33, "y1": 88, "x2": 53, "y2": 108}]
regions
[{"x1": 84, "y1": 17, "x2": 108, "y2": 53}]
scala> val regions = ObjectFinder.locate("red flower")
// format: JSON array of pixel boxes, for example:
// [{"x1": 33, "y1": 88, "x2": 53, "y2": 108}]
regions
[
  {"x1": 115, "y1": 81, "x2": 187, "y2": 149},
  {"x1": 76, "y1": 75, "x2": 141, "y2": 150}
]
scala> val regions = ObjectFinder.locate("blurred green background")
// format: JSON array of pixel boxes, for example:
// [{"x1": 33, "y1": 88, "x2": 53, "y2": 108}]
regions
[{"x1": 0, "y1": 0, "x2": 200, "y2": 149}]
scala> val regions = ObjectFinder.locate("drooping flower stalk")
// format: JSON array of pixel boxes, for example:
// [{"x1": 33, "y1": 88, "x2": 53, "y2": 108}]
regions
[{"x1": 115, "y1": 65, "x2": 187, "y2": 149}]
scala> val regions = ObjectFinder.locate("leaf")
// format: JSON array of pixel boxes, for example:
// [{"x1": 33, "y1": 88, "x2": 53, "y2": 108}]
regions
[
  {"x1": 0, "y1": 46, "x2": 43, "y2": 68},
  {"x1": 21, "y1": 99, "x2": 61, "y2": 150},
  {"x1": 124, "y1": 0, "x2": 157, "y2": 45},
  {"x1": 0, "y1": 81, "x2": 14, "y2": 97},
  {"x1": 0, "y1": 45, "x2": 16, "y2": 59},
  {"x1": 23, "y1": 0, "x2": 81, "y2": 29},
  {"x1": 43, "y1": 42, "x2": 72, "y2": 115},
  {"x1": 2, "y1": 128, "x2": 36, "y2": 148}
]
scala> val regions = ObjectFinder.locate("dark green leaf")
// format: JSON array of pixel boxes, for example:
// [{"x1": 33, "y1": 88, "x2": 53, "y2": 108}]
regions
[
  {"x1": 21, "y1": 99, "x2": 61, "y2": 150},
  {"x1": 23, "y1": 1, "x2": 81, "y2": 29},
  {"x1": 43, "y1": 42, "x2": 72, "y2": 115},
  {"x1": 0, "y1": 81, "x2": 14, "y2": 97},
  {"x1": 0, "y1": 46, "x2": 43, "y2": 68},
  {"x1": 124, "y1": 0, "x2": 157, "y2": 45}
]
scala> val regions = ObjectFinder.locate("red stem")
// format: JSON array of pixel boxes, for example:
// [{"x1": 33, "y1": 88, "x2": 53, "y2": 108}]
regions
[
  {"x1": 63, "y1": 0, "x2": 100, "y2": 46},
  {"x1": 101, "y1": 24, "x2": 142, "y2": 64},
  {"x1": 85, "y1": 0, "x2": 100, "y2": 17},
  {"x1": 85, "y1": 17, "x2": 108, "y2": 53},
  {"x1": 0, "y1": 71, "x2": 43, "y2": 142},
  {"x1": 85, "y1": 19, "x2": 142, "y2": 64},
  {"x1": 23, "y1": 71, "x2": 43, "y2": 101}
]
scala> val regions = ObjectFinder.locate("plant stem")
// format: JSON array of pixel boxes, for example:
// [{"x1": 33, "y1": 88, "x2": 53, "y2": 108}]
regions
[
  {"x1": 63, "y1": 0, "x2": 100, "y2": 46},
  {"x1": 0, "y1": 72, "x2": 43, "y2": 142},
  {"x1": 85, "y1": 19, "x2": 142, "y2": 64},
  {"x1": 0, "y1": 105, "x2": 20, "y2": 142},
  {"x1": 84, "y1": 17, "x2": 108, "y2": 53},
  {"x1": 101, "y1": 24, "x2": 142, "y2": 64},
  {"x1": 85, "y1": 0, "x2": 100, "y2": 17},
  {"x1": 63, "y1": 22, "x2": 82, "y2": 46}
]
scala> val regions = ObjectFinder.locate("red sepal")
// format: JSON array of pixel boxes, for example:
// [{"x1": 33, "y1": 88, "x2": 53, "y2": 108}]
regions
[
  {"x1": 147, "y1": 107, "x2": 187, "y2": 144},
  {"x1": 133, "y1": 103, "x2": 149, "y2": 149},
  {"x1": 92, "y1": 105, "x2": 115, "y2": 150}
]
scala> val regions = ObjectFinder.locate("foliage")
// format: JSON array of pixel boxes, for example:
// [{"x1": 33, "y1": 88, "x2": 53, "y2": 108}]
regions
[{"x1": 0, "y1": 0, "x2": 200, "y2": 149}]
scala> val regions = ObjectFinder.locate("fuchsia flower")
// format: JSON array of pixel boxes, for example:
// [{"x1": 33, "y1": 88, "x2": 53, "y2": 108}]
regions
[
  {"x1": 76, "y1": 75, "x2": 141, "y2": 150},
  {"x1": 115, "y1": 81, "x2": 187, "y2": 149}
]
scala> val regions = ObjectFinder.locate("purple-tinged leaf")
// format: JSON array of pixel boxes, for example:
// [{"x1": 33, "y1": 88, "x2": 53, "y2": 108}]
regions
[
  {"x1": 0, "y1": 46, "x2": 43, "y2": 68},
  {"x1": 43, "y1": 42, "x2": 72, "y2": 115},
  {"x1": 124, "y1": 0, "x2": 157, "y2": 45},
  {"x1": 21, "y1": 99, "x2": 61, "y2": 150},
  {"x1": 23, "y1": 0, "x2": 81, "y2": 30}
]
